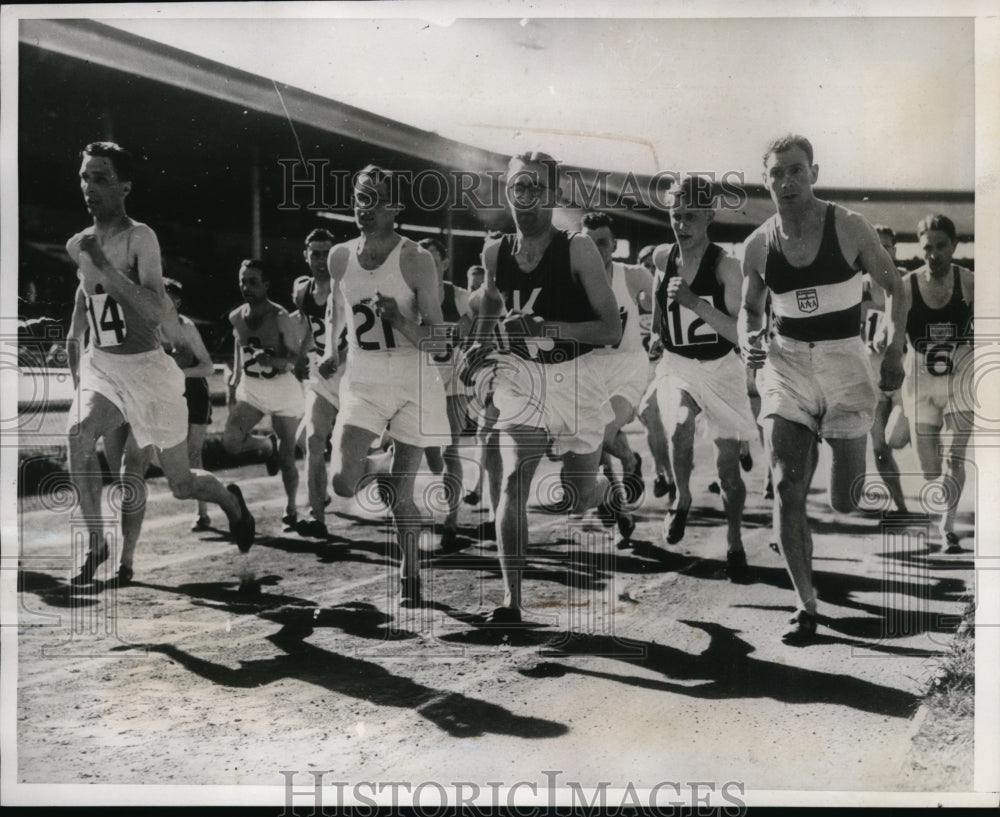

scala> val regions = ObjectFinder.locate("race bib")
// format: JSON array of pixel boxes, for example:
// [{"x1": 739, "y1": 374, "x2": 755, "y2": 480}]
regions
[
  {"x1": 352, "y1": 300, "x2": 397, "y2": 351},
  {"x1": 86, "y1": 292, "x2": 128, "y2": 347},
  {"x1": 243, "y1": 339, "x2": 277, "y2": 379},
  {"x1": 665, "y1": 296, "x2": 719, "y2": 347},
  {"x1": 863, "y1": 308, "x2": 884, "y2": 354}
]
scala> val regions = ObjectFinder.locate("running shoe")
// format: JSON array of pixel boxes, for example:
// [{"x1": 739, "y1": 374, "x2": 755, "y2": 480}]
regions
[
  {"x1": 664, "y1": 507, "x2": 689, "y2": 545},
  {"x1": 191, "y1": 514, "x2": 212, "y2": 532},
  {"x1": 484, "y1": 606, "x2": 522, "y2": 625},
  {"x1": 622, "y1": 453, "x2": 645, "y2": 504},
  {"x1": 781, "y1": 610, "x2": 818, "y2": 645},
  {"x1": 72, "y1": 541, "x2": 109, "y2": 585},
  {"x1": 296, "y1": 519, "x2": 329, "y2": 540},
  {"x1": 944, "y1": 532, "x2": 962, "y2": 554},
  {"x1": 226, "y1": 484, "x2": 255, "y2": 553},
  {"x1": 726, "y1": 549, "x2": 750, "y2": 583}
]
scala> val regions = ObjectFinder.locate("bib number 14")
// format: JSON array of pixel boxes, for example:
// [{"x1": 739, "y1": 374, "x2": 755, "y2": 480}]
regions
[{"x1": 86, "y1": 292, "x2": 128, "y2": 347}]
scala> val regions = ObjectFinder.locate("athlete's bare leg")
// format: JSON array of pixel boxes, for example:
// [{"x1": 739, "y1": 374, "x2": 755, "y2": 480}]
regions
[
  {"x1": 667, "y1": 391, "x2": 700, "y2": 517},
  {"x1": 495, "y1": 426, "x2": 547, "y2": 612},
  {"x1": 940, "y1": 411, "x2": 973, "y2": 540},
  {"x1": 155, "y1": 442, "x2": 243, "y2": 521},
  {"x1": 186, "y1": 423, "x2": 210, "y2": 522},
  {"x1": 387, "y1": 440, "x2": 429, "y2": 600},
  {"x1": 827, "y1": 435, "x2": 869, "y2": 514},
  {"x1": 638, "y1": 387, "x2": 675, "y2": 490},
  {"x1": 67, "y1": 391, "x2": 128, "y2": 576},
  {"x1": 115, "y1": 429, "x2": 151, "y2": 575},
  {"x1": 714, "y1": 438, "x2": 746, "y2": 552},
  {"x1": 442, "y1": 395, "x2": 466, "y2": 535},
  {"x1": 222, "y1": 401, "x2": 271, "y2": 458},
  {"x1": 869, "y1": 395, "x2": 907, "y2": 512},
  {"x1": 304, "y1": 391, "x2": 337, "y2": 525},
  {"x1": 330, "y1": 423, "x2": 380, "y2": 499},
  {"x1": 268, "y1": 414, "x2": 301, "y2": 520},
  {"x1": 765, "y1": 416, "x2": 820, "y2": 617}
]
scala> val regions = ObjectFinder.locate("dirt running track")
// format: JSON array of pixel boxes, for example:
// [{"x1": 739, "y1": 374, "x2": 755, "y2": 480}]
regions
[{"x1": 10, "y1": 425, "x2": 976, "y2": 804}]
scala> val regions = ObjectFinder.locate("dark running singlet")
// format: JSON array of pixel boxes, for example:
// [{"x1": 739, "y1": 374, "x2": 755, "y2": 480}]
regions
[
  {"x1": 495, "y1": 229, "x2": 597, "y2": 364},
  {"x1": 906, "y1": 266, "x2": 973, "y2": 378},
  {"x1": 655, "y1": 243, "x2": 732, "y2": 361},
  {"x1": 441, "y1": 282, "x2": 460, "y2": 323},
  {"x1": 299, "y1": 278, "x2": 329, "y2": 355},
  {"x1": 299, "y1": 277, "x2": 348, "y2": 357},
  {"x1": 763, "y1": 204, "x2": 862, "y2": 342}
]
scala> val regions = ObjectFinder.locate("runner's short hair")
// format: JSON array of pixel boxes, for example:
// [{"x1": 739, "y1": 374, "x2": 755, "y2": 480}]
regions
[
  {"x1": 762, "y1": 133, "x2": 814, "y2": 167},
  {"x1": 418, "y1": 238, "x2": 448, "y2": 259},
  {"x1": 239, "y1": 258, "x2": 268, "y2": 280},
  {"x1": 667, "y1": 176, "x2": 719, "y2": 209},
  {"x1": 81, "y1": 141, "x2": 134, "y2": 182},
  {"x1": 163, "y1": 277, "x2": 183, "y2": 297},
  {"x1": 873, "y1": 224, "x2": 895, "y2": 244},
  {"x1": 581, "y1": 212, "x2": 614, "y2": 231},
  {"x1": 304, "y1": 228, "x2": 335, "y2": 246},
  {"x1": 916, "y1": 214, "x2": 957, "y2": 243}
]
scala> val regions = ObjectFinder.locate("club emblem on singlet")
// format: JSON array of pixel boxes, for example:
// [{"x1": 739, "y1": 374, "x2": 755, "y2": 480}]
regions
[
  {"x1": 929, "y1": 323, "x2": 955, "y2": 342},
  {"x1": 796, "y1": 288, "x2": 819, "y2": 314}
]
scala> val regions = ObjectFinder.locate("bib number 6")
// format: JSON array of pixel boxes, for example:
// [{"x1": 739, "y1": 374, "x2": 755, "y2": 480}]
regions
[{"x1": 923, "y1": 342, "x2": 954, "y2": 377}]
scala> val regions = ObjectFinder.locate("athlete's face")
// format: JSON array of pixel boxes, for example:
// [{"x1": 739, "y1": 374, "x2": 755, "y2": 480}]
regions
[
  {"x1": 79, "y1": 155, "x2": 130, "y2": 219},
  {"x1": 877, "y1": 232, "x2": 897, "y2": 260},
  {"x1": 919, "y1": 229, "x2": 956, "y2": 276},
  {"x1": 506, "y1": 161, "x2": 556, "y2": 235},
  {"x1": 304, "y1": 240, "x2": 333, "y2": 278},
  {"x1": 468, "y1": 270, "x2": 485, "y2": 291},
  {"x1": 239, "y1": 267, "x2": 268, "y2": 304},
  {"x1": 582, "y1": 225, "x2": 616, "y2": 271},
  {"x1": 353, "y1": 179, "x2": 398, "y2": 235},
  {"x1": 763, "y1": 146, "x2": 818, "y2": 208},
  {"x1": 668, "y1": 203, "x2": 713, "y2": 246}
]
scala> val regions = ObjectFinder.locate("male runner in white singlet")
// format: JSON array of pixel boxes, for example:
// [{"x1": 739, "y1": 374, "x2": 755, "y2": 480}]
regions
[
  {"x1": 325, "y1": 165, "x2": 448, "y2": 605},
  {"x1": 66, "y1": 142, "x2": 254, "y2": 586}
]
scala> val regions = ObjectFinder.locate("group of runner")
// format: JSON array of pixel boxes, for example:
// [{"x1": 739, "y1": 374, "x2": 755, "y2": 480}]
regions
[{"x1": 63, "y1": 134, "x2": 973, "y2": 644}]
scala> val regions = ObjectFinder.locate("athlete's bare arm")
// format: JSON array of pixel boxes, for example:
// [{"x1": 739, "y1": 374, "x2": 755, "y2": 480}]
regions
[
  {"x1": 452, "y1": 286, "x2": 475, "y2": 339},
  {"x1": 667, "y1": 254, "x2": 741, "y2": 345},
  {"x1": 67, "y1": 284, "x2": 88, "y2": 388},
  {"x1": 549, "y1": 234, "x2": 620, "y2": 346},
  {"x1": 291, "y1": 279, "x2": 316, "y2": 379},
  {"x1": 738, "y1": 229, "x2": 769, "y2": 368},
  {"x1": 318, "y1": 245, "x2": 351, "y2": 377},
  {"x1": 376, "y1": 242, "x2": 444, "y2": 346},
  {"x1": 648, "y1": 266, "x2": 665, "y2": 357},
  {"x1": 468, "y1": 239, "x2": 504, "y2": 342},
  {"x1": 76, "y1": 225, "x2": 169, "y2": 326},
  {"x1": 961, "y1": 268, "x2": 975, "y2": 318},
  {"x1": 228, "y1": 308, "x2": 245, "y2": 390},
  {"x1": 843, "y1": 210, "x2": 907, "y2": 390},
  {"x1": 257, "y1": 308, "x2": 299, "y2": 374},
  {"x1": 625, "y1": 263, "x2": 654, "y2": 307},
  {"x1": 177, "y1": 320, "x2": 215, "y2": 379}
]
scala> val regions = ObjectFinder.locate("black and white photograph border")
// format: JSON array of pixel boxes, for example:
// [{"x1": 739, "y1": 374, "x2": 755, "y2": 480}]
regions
[{"x1": 2, "y1": 0, "x2": 999, "y2": 809}]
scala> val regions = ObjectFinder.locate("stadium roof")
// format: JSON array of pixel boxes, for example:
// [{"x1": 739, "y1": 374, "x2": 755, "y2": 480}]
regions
[{"x1": 19, "y1": 18, "x2": 973, "y2": 243}]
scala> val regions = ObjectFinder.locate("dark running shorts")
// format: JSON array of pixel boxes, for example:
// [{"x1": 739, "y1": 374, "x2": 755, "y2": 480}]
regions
[{"x1": 184, "y1": 377, "x2": 212, "y2": 426}]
